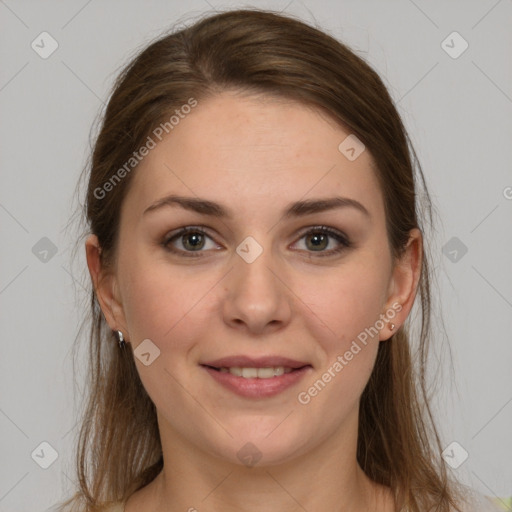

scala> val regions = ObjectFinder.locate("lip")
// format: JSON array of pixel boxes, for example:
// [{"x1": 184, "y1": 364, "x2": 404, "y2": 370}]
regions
[
  {"x1": 201, "y1": 355, "x2": 310, "y2": 369},
  {"x1": 201, "y1": 366, "x2": 312, "y2": 398}
]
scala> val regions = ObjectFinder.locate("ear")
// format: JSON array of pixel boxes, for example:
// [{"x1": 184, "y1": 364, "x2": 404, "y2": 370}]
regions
[
  {"x1": 85, "y1": 234, "x2": 128, "y2": 336},
  {"x1": 380, "y1": 228, "x2": 423, "y2": 341}
]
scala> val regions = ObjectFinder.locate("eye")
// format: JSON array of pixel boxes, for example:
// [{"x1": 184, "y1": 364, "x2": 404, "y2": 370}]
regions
[
  {"x1": 162, "y1": 226, "x2": 220, "y2": 257},
  {"x1": 292, "y1": 226, "x2": 351, "y2": 257},
  {"x1": 162, "y1": 225, "x2": 351, "y2": 258}
]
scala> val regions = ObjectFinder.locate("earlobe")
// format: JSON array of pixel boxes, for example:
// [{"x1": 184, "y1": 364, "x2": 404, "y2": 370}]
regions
[
  {"x1": 84, "y1": 234, "x2": 127, "y2": 333},
  {"x1": 380, "y1": 228, "x2": 423, "y2": 341}
]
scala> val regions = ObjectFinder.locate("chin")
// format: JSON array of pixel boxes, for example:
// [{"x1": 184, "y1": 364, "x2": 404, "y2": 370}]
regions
[{"x1": 212, "y1": 422, "x2": 312, "y2": 468}]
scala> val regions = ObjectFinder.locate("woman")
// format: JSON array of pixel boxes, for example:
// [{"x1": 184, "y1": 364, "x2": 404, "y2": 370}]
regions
[{"x1": 56, "y1": 8, "x2": 501, "y2": 512}]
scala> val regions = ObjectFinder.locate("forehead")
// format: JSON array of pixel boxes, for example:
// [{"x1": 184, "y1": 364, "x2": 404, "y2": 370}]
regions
[{"x1": 123, "y1": 92, "x2": 384, "y2": 222}]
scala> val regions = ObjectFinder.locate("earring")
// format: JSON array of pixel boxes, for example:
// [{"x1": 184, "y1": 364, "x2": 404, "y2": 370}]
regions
[
  {"x1": 116, "y1": 330, "x2": 126, "y2": 349},
  {"x1": 389, "y1": 323, "x2": 396, "y2": 332}
]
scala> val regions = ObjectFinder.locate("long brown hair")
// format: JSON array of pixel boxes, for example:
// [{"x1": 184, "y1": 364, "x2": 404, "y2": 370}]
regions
[{"x1": 59, "y1": 8, "x2": 464, "y2": 512}]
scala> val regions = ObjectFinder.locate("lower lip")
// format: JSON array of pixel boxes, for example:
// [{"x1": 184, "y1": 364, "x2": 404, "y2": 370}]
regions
[{"x1": 201, "y1": 365, "x2": 312, "y2": 398}]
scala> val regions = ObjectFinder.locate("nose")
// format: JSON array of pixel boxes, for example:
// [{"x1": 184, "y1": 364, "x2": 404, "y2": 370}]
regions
[{"x1": 222, "y1": 241, "x2": 293, "y2": 336}]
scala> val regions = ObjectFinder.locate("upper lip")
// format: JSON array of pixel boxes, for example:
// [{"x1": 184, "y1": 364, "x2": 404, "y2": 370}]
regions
[{"x1": 201, "y1": 356, "x2": 310, "y2": 369}]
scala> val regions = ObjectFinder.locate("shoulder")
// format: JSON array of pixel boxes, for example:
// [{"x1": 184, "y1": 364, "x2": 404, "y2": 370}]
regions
[
  {"x1": 46, "y1": 501, "x2": 126, "y2": 512},
  {"x1": 99, "y1": 502, "x2": 125, "y2": 512},
  {"x1": 455, "y1": 488, "x2": 506, "y2": 512}
]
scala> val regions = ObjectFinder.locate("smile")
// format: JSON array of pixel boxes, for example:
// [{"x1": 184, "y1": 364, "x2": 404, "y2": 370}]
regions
[
  {"x1": 212, "y1": 366, "x2": 294, "y2": 378},
  {"x1": 201, "y1": 364, "x2": 312, "y2": 398}
]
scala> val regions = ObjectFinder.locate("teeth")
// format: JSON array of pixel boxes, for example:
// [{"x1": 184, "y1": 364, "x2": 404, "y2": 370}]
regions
[{"x1": 219, "y1": 366, "x2": 294, "y2": 378}]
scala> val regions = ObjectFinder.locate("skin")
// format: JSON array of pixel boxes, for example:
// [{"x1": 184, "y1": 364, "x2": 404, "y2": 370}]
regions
[{"x1": 86, "y1": 91, "x2": 422, "y2": 512}]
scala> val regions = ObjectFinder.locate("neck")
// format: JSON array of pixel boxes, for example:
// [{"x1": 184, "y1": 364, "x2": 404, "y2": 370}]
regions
[{"x1": 140, "y1": 411, "x2": 391, "y2": 512}]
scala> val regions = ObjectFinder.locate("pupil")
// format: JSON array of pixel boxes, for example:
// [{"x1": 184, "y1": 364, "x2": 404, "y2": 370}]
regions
[
  {"x1": 185, "y1": 233, "x2": 204, "y2": 250},
  {"x1": 308, "y1": 233, "x2": 327, "y2": 251}
]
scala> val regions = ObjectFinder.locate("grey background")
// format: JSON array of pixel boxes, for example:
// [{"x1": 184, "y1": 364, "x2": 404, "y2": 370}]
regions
[{"x1": 1, "y1": 0, "x2": 511, "y2": 510}]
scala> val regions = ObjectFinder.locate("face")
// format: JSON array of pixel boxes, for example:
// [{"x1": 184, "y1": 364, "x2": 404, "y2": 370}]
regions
[{"x1": 87, "y1": 91, "x2": 420, "y2": 468}]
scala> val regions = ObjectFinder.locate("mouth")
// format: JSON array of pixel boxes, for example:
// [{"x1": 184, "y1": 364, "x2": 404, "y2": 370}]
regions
[
  {"x1": 199, "y1": 356, "x2": 313, "y2": 398},
  {"x1": 202, "y1": 365, "x2": 308, "y2": 379}
]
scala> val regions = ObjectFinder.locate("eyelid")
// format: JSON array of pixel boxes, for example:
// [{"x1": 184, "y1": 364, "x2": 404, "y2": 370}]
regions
[
  {"x1": 161, "y1": 226, "x2": 220, "y2": 254},
  {"x1": 161, "y1": 224, "x2": 352, "y2": 257},
  {"x1": 291, "y1": 225, "x2": 351, "y2": 257},
  {"x1": 295, "y1": 225, "x2": 350, "y2": 245}
]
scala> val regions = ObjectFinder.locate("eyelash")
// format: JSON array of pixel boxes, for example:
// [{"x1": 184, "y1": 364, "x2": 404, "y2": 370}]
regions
[{"x1": 161, "y1": 225, "x2": 351, "y2": 258}]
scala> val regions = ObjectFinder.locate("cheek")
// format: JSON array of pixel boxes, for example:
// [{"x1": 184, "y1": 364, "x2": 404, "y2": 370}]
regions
[
  {"x1": 295, "y1": 255, "x2": 389, "y2": 405},
  {"x1": 296, "y1": 269, "x2": 385, "y2": 417},
  {"x1": 119, "y1": 251, "x2": 208, "y2": 347},
  {"x1": 119, "y1": 258, "x2": 234, "y2": 375},
  {"x1": 303, "y1": 258, "x2": 390, "y2": 351}
]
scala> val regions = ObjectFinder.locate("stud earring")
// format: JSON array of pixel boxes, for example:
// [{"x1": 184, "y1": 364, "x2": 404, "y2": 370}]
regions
[
  {"x1": 389, "y1": 323, "x2": 396, "y2": 331},
  {"x1": 116, "y1": 330, "x2": 126, "y2": 349}
]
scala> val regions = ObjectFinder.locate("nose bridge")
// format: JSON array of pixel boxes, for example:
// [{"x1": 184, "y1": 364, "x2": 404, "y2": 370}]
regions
[
  {"x1": 223, "y1": 233, "x2": 291, "y2": 333},
  {"x1": 233, "y1": 233, "x2": 279, "y2": 298}
]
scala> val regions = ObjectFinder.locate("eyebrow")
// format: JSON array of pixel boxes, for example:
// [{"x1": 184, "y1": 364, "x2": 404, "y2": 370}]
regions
[{"x1": 143, "y1": 194, "x2": 370, "y2": 219}]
